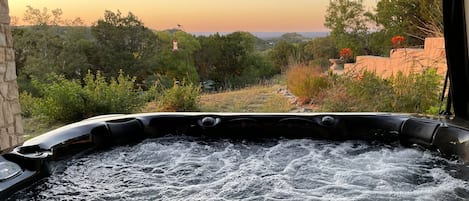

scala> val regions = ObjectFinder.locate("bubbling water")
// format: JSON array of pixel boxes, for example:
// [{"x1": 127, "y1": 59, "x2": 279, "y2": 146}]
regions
[{"x1": 10, "y1": 136, "x2": 469, "y2": 201}]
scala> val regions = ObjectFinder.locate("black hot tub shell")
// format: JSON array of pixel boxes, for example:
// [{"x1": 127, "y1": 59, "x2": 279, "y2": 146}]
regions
[{"x1": 1, "y1": 112, "x2": 469, "y2": 198}]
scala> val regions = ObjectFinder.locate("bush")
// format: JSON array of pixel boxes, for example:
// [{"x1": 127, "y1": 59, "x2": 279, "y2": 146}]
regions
[
  {"x1": 287, "y1": 65, "x2": 331, "y2": 104},
  {"x1": 154, "y1": 80, "x2": 200, "y2": 112},
  {"x1": 321, "y1": 71, "x2": 392, "y2": 112},
  {"x1": 83, "y1": 70, "x2": 145, "y2": 116},
  {"x1": 19, "y1": 91, "x2": 39, "y2": 118},
  {"x1": 320, "y1": 84, "x2": 359, "y2": 112},
  {"x1": 32, "y1": 73, "x2": 86, "y2": 121},
  {"x1": 390, "y1": 68, "x2": 441, "y2": 113},
  {"x1": 320, "y1": 68, "x2": 442, "y2": 114},
  {"x1": 345, "y1": 71, "x2": 394, "y2": 111},
  {"x1": 30, "y1": 71, "x2": 146, "y2": 122}
]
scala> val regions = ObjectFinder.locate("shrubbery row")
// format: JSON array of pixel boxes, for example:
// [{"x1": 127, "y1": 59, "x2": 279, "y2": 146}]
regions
[
  {"x1": 20, "y1": 71, "x2": 201, "y2": 122},
  {"x1": 287, "y1": 66, "x2": 442, "y2": 114}
]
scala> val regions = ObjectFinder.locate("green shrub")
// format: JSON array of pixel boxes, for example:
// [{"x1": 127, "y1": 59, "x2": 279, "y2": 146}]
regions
[
  {"x1": 154, "y1": 81, "x2": 200, "y2": 112},
  {"x1": 30, "y1": 71, "x2": 147, "y2": 122},
  {"x1": 391, "y1": 68, "x2": 441, "y2": 113},
  {"x1": 32, "y1": 73, "x2": 86, "y2": 122},
  {"x1": 322, "y1": 72, "x2": 383, "y2": 112},
  {"x1": 19, "y1": 91, "x2": 39, "y2": 118},
  {"x1": 287, "y1": 65, "x2": 331, "y2": 103},
  {"x1": 320, "y1": 68, "x2": 442, "y2": 114},
  {"x1": 345, "y1": 71, "x2": 394, "y2": 111},
  {"x1": 82, "y1": 70, "x2": 145, "y2": 116}
]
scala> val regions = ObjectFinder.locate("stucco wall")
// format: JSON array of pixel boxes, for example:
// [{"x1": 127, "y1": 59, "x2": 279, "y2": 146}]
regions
[
  {"x1": 0, "y1": 0, "x2": 23, "y2": 150},
  {"x1": 344, "y1": 37, "x2": 447, "y2": 77}
]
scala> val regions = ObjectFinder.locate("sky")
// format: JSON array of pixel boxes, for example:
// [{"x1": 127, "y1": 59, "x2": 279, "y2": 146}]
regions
[{"x1": 9, "y1": 0, "x2": 377, "y2": 33}]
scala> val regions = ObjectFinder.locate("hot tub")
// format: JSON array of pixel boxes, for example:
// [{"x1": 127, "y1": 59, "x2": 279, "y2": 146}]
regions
[{"x1": 1, "y1": 113, "x2": 469, "y2": 200}]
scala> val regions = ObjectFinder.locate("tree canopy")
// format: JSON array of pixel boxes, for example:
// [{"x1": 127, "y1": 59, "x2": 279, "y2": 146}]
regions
[
  {"x1": 90, "y1": 10, "x2": 158, "y2": 79},
  {"x1": 324, "y1": 0, "x2": 370, "y2": 57},
  {"x1": 372, "y1": 0, "x2": 443, "y2": 41}
]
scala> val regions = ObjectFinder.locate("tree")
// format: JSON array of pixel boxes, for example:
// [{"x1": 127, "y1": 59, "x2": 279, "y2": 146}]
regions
[
  {"x1": 152, "y1": 30, "x2": 200, "y2": 84},
  {"x1": 304, "y1": 36, "x2": 338, "y2": 60},
  {"x1": 23, "y1": 6, "x2": 62, "y2": 26},
  {"x1": 268, "y1": 40, "x2": 298, "y2": 71},
  {"x1": 304, "y1": 36, "x2": 338, "y2": 69},
  {"x1": 372, "y1": 0, "x2": 442, "y2": 44},
  {"x1": 417, "y1": 0, "x2": 443, "y2": 37},
  {"x1": 278, "y1": 33, "x2": 308, "y2": 43},
  {"x1": 90, "y1": 10, "x2": 158, "y2": 80},
  {"x1": 13, "y1": 6, "x2": 92, "y2": 92},
  {"x1": 194, "y1": 32, "x2": 274, "y2": 87},
  {"x1": 22, "y1": 5, "x2": 83, "y2": 26},
  {"x1": 194, "y1": 34, "x2": 223, "y2": 81},
  {"x1": 324, "y1": 0, "x2": 369, "y2": 57},
  {"x1": 219, "y1": 32, "x2": 256, "y2": 78}
]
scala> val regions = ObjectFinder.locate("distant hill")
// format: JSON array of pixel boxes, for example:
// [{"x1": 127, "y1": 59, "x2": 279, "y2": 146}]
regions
[
  {"x1": 192, "y1": 31, "x2": 330, "y2": 51},
  {"x1": 253, "y1": 32, "x2": 329, "y2": 40},
  {"x1": 191, "y1": 32, "x2": 329, "y2": 40}
]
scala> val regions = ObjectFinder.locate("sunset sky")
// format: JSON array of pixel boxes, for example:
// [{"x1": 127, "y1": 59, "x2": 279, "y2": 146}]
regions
[{"x1": 9, "y1": 0, "x2": 377, "y2": 32}]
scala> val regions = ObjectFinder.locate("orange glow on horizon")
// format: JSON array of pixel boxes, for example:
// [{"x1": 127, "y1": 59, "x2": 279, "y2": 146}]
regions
[{"x1": 9, "y1": 0, "x2": 376, "y2": 32}]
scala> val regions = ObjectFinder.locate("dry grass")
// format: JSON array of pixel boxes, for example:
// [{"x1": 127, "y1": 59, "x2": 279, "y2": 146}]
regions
[{"x1": 199, "y1": 85, "x2": 295, "y2": 112}]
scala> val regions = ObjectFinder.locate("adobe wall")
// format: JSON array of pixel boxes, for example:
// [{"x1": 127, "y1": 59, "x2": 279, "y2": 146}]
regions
[
  {"x1": 0, "y1": 0, "x2": 23, "y2": 150},
  {"x1": 344, "y1": 37, "x2": 447, "y2": 77}
]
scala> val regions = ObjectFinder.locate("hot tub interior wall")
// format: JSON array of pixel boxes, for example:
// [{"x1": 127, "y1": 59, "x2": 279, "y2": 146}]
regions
[
  {"x1": 2, "y1": 113, "x2": 469, "y2": 199},
  {"x1": 14, "y1": 114, "x2": 469, "y2": 161}
]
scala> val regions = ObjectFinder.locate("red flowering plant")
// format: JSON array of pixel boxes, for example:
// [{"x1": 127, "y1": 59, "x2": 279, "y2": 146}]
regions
[
  {"x1": 391, "y1": 35, "x2": 406, "y2": 49},
  {"x1": 339, "y1": 48, "x2": 353, "y2": 63}
]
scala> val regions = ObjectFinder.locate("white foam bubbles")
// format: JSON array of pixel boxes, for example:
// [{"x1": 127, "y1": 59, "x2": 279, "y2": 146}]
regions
[{"x1": 9, "y1": 137, "x2": 469, "y2": 201}]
